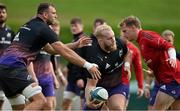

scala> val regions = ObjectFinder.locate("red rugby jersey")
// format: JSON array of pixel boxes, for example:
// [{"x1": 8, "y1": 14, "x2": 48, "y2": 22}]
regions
[
  {"x1": 121, "y1": 42, "x2": 144, "y2": 89},
  {"x1": 137, "y1": 30, "x2": 180, "y2": 84}
]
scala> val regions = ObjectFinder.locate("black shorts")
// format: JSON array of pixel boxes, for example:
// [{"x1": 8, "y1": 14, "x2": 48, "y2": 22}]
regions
[{"x1": 0, "y1": 65, "x2": 34, "y2": 97}]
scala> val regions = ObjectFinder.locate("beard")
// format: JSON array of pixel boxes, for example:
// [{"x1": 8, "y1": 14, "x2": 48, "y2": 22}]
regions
[
  {"x1": 104, "y1": 44, "x2": 117, "y2": 52},
  {"x1": 0, "y1": 18, "x2": 6, "y2": 25},
  {"x1": 46, "y1": 18, "x2": 54, "y2": 25}
]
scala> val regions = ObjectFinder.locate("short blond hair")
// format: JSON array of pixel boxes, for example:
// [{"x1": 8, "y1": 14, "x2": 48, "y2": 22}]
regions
[
  {"x1": 94, "y1": 24, "x2": 113, "y2": 38},
  {"x1": 161, "y1": 29, "x2": 175, "y2": 37}
]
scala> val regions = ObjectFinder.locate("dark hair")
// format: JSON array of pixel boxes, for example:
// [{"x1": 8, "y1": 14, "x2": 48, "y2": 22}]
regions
[
  {"x1": 70, "y1": 17, "x2": 82, "y2": 24},
  {"x1": 120, "y1": 16, "x2": 141, "y2": 29},
  {"x1": 0, "y1": 3, "x2": 7, "y2": 11},
  {"x1": 93, "y1": 18, "x2": 106, "y2": 26},
  {"x1": 37, "y1": 3, "x2": 54, "y2": 14}
]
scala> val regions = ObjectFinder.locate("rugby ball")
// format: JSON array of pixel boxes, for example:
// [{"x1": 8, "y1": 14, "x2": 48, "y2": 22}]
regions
[{"x1": 90, "y1": 87, "x2": 108, "y2": 103}]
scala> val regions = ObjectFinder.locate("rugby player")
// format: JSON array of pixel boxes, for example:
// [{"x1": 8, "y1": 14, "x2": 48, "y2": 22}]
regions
[
  {"x1": 84, "y1": 24, "x2": 131, "y2": 110},
  {"x1": 0, "y1": 3, "x2": 101, "y2": 110},
  {"x1": 120, "y1": 16, "x2": 180, "y2": 110}
]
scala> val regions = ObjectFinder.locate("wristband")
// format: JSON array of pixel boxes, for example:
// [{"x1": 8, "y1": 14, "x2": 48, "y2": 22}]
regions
[
  {"x1": 124, "y1": 62, "x2": 130, "y2": 69},
  {"x1": 168, "y1": 48, "x2": 176, "y2": 60},
  {"x1": 83, "y1": 62, "x2": 94, "y2": 70}
]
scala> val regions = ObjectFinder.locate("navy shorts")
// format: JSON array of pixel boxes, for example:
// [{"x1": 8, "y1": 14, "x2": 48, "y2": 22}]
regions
[
  {"x1": 149, "y1": 83, "x2": 160, "y2": 106},
  {"x1": 159, "y1": 80, "x2": 180, "y2": 99},
  {"x1": 106, "y1": 83, "x2": 130, "y2": 99},
  {"x1": 37, "y1": 74, "x2": 55, "y2": 97},
  {"x1": 0, "y1": 65, "x2": 34, "y2": 97},
  {"x1": 66, "y1": 81, "x2": 83, "y2": 97}
]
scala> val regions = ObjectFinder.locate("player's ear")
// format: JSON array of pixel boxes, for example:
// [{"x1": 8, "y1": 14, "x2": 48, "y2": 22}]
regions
[{"x1": 43, "y1": 11, "x2": 48, "y2": 19}]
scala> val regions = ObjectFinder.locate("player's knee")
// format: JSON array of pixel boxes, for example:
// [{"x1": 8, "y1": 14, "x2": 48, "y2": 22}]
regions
[
  {"x1": 113, "y1": 104, "x2": 124, "y2": 110},
  {"x1": 22, "y1": 83, "x2": 42, "y2": 99},
  {"x1": 44, "y1": 101, "x2": 54, "y2": 110},
  {"x1": 62, "y1": 99, "x2": 72, "y2": 109}
]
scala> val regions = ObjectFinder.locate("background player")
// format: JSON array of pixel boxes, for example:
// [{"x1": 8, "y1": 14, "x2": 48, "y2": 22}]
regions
[
  {"x1": 120, "y1": 16, "x2": 180, "y2": 110},
  {"x1": 62, "y1": 17, "x2": 87, "y2": 110}
]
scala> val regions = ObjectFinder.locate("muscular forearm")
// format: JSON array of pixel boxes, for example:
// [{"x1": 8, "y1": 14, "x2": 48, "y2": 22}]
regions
[
  {"x1": 85, "y1": 79, "x2": 98, "y2": 101},
  {"x1": 51, "y1": 42, "x2": 85, "y2": 67},
  {"x1": 65, "y1": 42, "x2": 78, "y2": 50}
]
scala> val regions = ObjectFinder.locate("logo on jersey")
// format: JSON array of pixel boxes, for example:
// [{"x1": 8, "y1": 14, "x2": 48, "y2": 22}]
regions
[
  {"x1": 0, "y1": 37, "x2": 11, "y2": 44},
  {"x1": 97, "y1": 55, "x2": 103, "y2": 61},
  {"x1": 7, "y1": 32, "x2": 11, "y2": 38},
  {"x1": 123, "y1": 92, "x2": 126, "y2": 96},
  {"x1": 171, "y1": 90, "x2": 176, "y2": 94},
  {"x1": 27, "y1": 75, "x2": 32, "y2": 81},
  {"x1": 115, "y1": 62, "x2": 118, "y2": 67},
  {"x1": 160, "y1": 85, "x2": 166, "y2": 90},
  {"x1": 105, "y1": 63, "x2": 111, "y2": 69},
  {"x1": 119, "y1": 49, "x2": 123, "y2": 57}
]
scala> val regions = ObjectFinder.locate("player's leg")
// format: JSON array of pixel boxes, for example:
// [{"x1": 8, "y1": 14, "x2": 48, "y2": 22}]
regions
[
  {"x1": 22, "y1": 83, "x2": 47, "y2": 110},
  {"x1": 62, "y1": 81, "x2": 80, "y2": 110},
  {"x1": 171, "y1": 99, "x2": 180, "y2": 110},
  {"x1": 8, "y1": 94, "x2": 26, "y2": 110},
  {"x1": 107, "y1": 94, "x2": 126, "y2": 110},
  {"x1": 107, "y1": 83, "x2": 129, "y2": 110},
  {"x1": 147, "y1": 84, "x2": 159, "y2": 110},
  {"x1": 62, "y1": 91, "x2": 76, "y2": 110},
  {"x1": 38, "y1": 74, "x2": 56, "y2": 110},
  {"x1": 153, "y1": 90, "x2": 174, "y2": 110},
  {"x1": 0, "y1": 90, "x2": 5, "y2": 110},
  {"x1": 0, "y1": 66, "x2": 46, "y2": 110},
  {"x1": 153, "y1": 80, "x2": 179, "y2": 110}
]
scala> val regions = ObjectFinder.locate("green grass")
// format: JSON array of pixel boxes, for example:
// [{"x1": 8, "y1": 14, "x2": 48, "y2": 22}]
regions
[
  {"x1": 1, "y1": 0, "x2": 179, "y2": 109},
  {"x1": 1, "y1": 0, "x2": 180, "y2": 47}
]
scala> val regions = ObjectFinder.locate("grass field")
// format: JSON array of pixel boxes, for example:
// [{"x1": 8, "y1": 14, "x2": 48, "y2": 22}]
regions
[
  {"x1": 1, "y1": 0, "x2": 180, "y2": 49},
  {"x1": 1, "y1": 0, "x2": 179, "y2": 109}
]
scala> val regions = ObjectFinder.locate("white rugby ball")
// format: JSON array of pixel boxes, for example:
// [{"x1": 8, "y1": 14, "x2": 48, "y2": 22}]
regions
[{"x1": 90, "y1": 87, "x2": 108, "y2": 102}]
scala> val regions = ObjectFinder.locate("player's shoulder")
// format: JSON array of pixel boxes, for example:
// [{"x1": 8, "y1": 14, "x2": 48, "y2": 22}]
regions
[
  {"x1": 140, "y1": 30, "x2": 160, "y2": 39},
  {"x1": 116, "y1": 38, "x2": 127, "y2": 48}
]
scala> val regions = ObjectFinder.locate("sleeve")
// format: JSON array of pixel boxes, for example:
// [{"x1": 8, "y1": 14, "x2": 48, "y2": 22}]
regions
[
  {"x1": 142, "y1": 31, "x2": 174, "y2": 50},
  {"x1": 117, "y1": 38, "x2": 128, "y2": 55},
  {"x1": 41, "y1": 26, "x2": 59, "y2": 44},
  {"x1": 10, "y1": 30, "x2": 15, "y2": 42},
  {"x1": 133, "y1": 47, "x2": 144, "y2": 89}
]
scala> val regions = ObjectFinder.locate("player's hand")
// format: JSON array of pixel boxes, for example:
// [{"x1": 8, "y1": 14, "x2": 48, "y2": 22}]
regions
[
  {"x1": 143, "y1": 68, "x2": 153, "y2": 76},
  {"x1": 124, "y1": 66, "x2": 131, "y2": 80},
  {"x1": 83, "y1": 62, "x2": 101, "y2": 79},
  {"x1": 166, "y1": 58, "x2": 177, "y2": 68},
  {"x1": 76, "y1": 36, "x2": 92, "y2": 48},
  {"x1": 144, "y1": 84, "x2": 151, "y2": 98},
  {"x1": 76, "y1": 79, "x2": 84, "y2": 88},
  {"x1": 137, "y1": 88, "x2": 144, "y2": 98},
  {"x1": 54, "y1": 77, "x2": 60, "y2": 89},
  {"x1": 86, "y1": 96, "x2": 104, "y2": 109},
  {"x1": 88, "y1": 65, "x2": 101, "y2": 80},
  {"x1": 59, "y1": 74, "x2": 68, "y2": 87}
]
